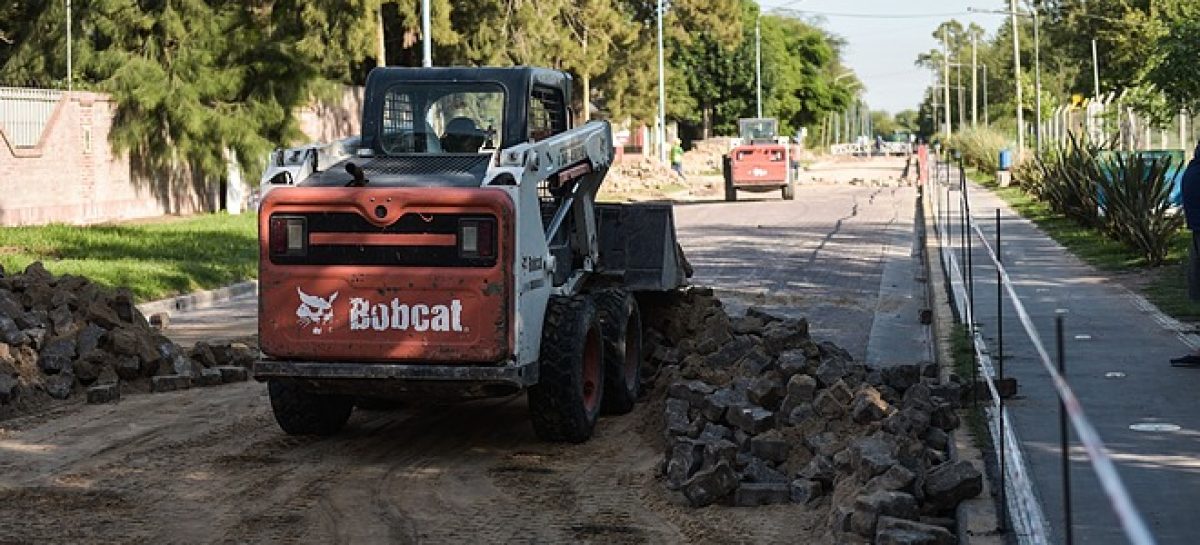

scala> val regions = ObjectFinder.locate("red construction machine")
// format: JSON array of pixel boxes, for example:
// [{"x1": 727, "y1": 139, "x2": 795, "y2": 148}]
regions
[
  {"x1": 253, "y1": 67, "x2": 688, "y2": 443},
  {"x1": 722, "y1": 118, "x2": 794, "y2": 201}
]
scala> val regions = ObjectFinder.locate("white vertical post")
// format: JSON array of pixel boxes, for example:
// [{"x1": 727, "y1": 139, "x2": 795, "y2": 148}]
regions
[
  {"x1": 66, "y1": 0, "x2": 72, "y2": 91},
  {"x1": 1091, "y1": 39, "x2": 1100, "y2": 99},
  {"x1": 755, "y1": 16, "x2": 763, "y2": 119},
  {"x1": 1033, "y1": 10, "x2": 1042, "y2": 151},
  {"x1": 972, "y1": 34, "x2": 978, "y2": 126},
  {"x1": 656, "y1": 0, "x2": 666, "y2": 163},
  {"x1": 942, "y1": 27, "x2": 951, "y2": 139},
  {"x1": 1011, "y1": 0, "x2": 1024, "y2": 153},
  {"x1": 422, "y1": 0, "x2": 432, "y2": 67}
]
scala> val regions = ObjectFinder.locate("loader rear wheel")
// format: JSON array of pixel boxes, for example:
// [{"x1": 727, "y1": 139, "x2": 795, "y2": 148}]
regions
[
  {"x1": 595, "y1": 289, "x2": 642, "y2": 415},
  {"x1": 268, "y1": 379, "x2": 353, "y2": 436},
  {"x1": 722, "y1": 155, "x2": 737, "y2": 202},
  {"x1": 528, "y1": 295, "x2": 605, "y2": 443}
]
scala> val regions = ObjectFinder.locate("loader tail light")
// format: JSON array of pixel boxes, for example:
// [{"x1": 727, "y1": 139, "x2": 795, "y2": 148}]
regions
[
  {"x1": 459, "y1": 218, "x2": 495, "y2": 258},
  {"x1": 269, "y1": 215, "x2": 308, "y2": 256}
]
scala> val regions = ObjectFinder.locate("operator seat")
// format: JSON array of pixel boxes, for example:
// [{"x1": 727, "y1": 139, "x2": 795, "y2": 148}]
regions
[{"x1": 441, "y1": 117, "x2": 485, "y2": 153}]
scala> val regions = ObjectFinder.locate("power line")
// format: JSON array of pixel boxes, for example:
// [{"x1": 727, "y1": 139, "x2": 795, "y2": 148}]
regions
[{"x1": 766, "y1": 8, "x2": 974, "y2": 20}]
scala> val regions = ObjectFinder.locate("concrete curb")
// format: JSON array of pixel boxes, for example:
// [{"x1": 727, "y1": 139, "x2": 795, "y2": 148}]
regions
[
  {"x1": 136, "y1": 280, "x2": 258, "y2": 317},
  {"x1": 917, "y1": 184, "x2": 1006, "y2": 545}
]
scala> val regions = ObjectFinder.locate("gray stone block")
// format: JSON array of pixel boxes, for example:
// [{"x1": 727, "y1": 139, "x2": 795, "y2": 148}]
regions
[
  {"x1": 734, "y1": 482, "x2": 791, "y2": 506},
  {"x1": 86, "y1": 383, "x2": 120, "y2": 404},
  {"x1": 151, "y1": 374, "x2": 192, "y2": 393}
]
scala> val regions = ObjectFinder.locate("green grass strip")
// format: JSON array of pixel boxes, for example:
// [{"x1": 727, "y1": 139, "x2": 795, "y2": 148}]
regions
[{"x1": 0, "y1": 213, "x2": 258, "y2": 302}]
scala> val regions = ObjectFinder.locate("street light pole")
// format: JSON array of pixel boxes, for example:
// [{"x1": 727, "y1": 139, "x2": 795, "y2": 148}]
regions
[
  {"x1": 422, "y1": 0, "x2": 431, "y2": 67},
  {"x1": 1033, "y1": 8, "x2": 1042, "y2": 150},
  {"x1": 942, "y1": 27, "x2": 951, "y2": 139},
  {"x1": 1091, "y1": 39, "x2": 1100, "y2": 98},
  {"x1": 972, "y1": 34, "x2": 978, "y2": 126},
  {"x1": 66, "y1": 0, "x2": 72, "y2": 91},
  {"x1": 755, "y1": 16, "x2": 763, "y2": 119},
  {"x1": 1010, "y1": 0, "x2": 1025, "y2": 153},
  {"x1": 656, "y1": 0, "x2": 667, "y2": 163}
]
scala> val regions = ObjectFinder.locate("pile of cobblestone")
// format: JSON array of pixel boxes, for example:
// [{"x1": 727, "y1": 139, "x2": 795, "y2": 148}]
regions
[
  {"x1": 0, "y1": 262, "x2": 252, "y2": 416},
  {"x1": 644, "y1": 288, "x2": 981, "y2": 544}
]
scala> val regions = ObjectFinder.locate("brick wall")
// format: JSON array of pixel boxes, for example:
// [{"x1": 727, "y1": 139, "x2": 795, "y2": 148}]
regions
[{"x1": 0, "y1": 86, "x2": 365, "y2": 226}]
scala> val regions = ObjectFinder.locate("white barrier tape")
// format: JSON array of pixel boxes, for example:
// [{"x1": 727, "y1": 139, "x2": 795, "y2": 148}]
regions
[
  {"x1": 935, "y1": 182, "x2": 1052, "y2": 545},
  {"x1": 964, "y1": 198, "x2": 1157, "y2": 545}
]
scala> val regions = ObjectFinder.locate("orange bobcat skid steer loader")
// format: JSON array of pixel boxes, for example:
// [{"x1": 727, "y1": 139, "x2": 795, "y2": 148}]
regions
[{"x1": 254, "y1": 67, "x2": 688, "y2": 443}]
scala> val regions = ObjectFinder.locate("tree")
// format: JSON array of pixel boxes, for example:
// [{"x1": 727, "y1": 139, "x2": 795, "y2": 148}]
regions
[{"x1": 1143, "y1": 0, "x2": 1200, "y2": 113}]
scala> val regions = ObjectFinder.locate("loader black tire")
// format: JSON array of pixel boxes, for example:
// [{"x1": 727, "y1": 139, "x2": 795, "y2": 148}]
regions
[
  {"x1": 595, "y1": 289, "x2": 642, "y2": 415},
  {"x1": 723, "y1": 155, "x2": 737, "y2": 202},
  {"x1": 528, "y1": 295, "x2": 605, "y2": 443},
  {"x1": 268, "y1": 379, "x2": 353, "y2": 436}
]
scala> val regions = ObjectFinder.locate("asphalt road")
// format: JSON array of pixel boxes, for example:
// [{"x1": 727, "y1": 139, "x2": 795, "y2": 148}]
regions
[{"x1": 0, "y1": 157, "x2": 931, "y2": 544}]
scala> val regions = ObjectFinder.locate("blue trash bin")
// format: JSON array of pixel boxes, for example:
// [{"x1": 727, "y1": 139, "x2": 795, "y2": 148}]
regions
[{"x1": 998, "y1": 149, "x2": 1013, "y2": 171}]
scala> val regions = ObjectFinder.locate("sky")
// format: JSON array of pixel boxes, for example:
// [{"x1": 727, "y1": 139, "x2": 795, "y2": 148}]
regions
[{"x1": 758, "y1": 0, "x2": 1006, "y2": 114}]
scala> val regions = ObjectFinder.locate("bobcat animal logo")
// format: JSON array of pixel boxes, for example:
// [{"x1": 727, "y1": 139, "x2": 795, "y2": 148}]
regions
[{"x1": 296, "y1": 288, "x2": 338, "y2": 335}]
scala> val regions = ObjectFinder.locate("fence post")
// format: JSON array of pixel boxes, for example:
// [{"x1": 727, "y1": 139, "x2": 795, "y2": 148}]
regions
[
  {"x1": 996, "y1": 207, "x2": 1007, "y2": 533},
  {"x1": 962, "y1": 157, "x2": 975, "y2": 337},
  {"x1": 1057, "y1": 316, "x2": 1074, "y2": 545}
]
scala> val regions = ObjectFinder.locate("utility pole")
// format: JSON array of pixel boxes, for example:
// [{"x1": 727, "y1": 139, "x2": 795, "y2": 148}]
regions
[
  {"x1": 376, "y1": 4, "x2": 387, "y2": 67},
  {"x1": 942, "y1": 27, "x2": 951, "y2": 139},
  {"x1": 66, "y1": 0, "x2": 72, "y2": 91},
  {"x1": 1033, "y1": 9, "x2": 1042, "y2": 150},
  {"x1": 957, "y1": 61, "x2": 964, "y2": 129},
  {"x1": 972, "y1": 34, "x2": 978, "y2": 126},
  {"x1": 421, "y1": 0, "x2": 431, "y2": 67},
  {"x1": 656, "y1": 0, "x2": 666, "y2": 163},
  {"x1": 1010, "y1": 0, "x2": 1024, "y2": 153},
  {"x1": 983, "y1": 64, "x2": 989, "y2": 125},
  {"x1": 1091, "y1": 39, "x2": 1100, "y2": 98},
  {"x1": 755, "y1": 16, "x2": 763, "y2": 119}
]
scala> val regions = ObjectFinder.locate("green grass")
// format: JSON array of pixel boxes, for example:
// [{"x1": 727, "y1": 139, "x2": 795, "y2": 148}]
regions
[
  {"x1": 949, "y1": 323, "x2": 993, "y2": 450},
  {"x1": 0, "y1": 213, "x2": 258, "y2": 302},
  {"x1": 967, "y1": 168, "x2": 1200, "y2": 323}
]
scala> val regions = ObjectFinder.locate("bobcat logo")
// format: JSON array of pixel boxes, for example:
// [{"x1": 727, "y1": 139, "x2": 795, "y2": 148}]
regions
[{"x1": 296, "y1": 288, "x2": 338, "y2": 335}]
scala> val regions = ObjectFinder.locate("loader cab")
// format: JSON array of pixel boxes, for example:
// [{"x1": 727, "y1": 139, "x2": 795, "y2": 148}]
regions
[{"x1": 360, "y1": 67, "x2": 573, "y2": 157}]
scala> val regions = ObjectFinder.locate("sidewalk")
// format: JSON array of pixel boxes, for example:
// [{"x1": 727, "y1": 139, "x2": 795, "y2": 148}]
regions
[{"x1": 942, "y1": 178, "x2": 1200, "y2": 544}]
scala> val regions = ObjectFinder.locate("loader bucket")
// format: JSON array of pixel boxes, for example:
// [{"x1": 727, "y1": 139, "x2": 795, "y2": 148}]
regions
[{"x1": 595, "y1": 203, "x2": 691, "y2": 291}]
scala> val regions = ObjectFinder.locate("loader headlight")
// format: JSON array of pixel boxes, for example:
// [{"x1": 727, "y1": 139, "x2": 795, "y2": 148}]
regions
[
  {"x1": 458, "y1": 218, "x2": 496, "y2": 259},
  {"x1": 269, "y1": 215, "x2": 308, "y2": 256}
]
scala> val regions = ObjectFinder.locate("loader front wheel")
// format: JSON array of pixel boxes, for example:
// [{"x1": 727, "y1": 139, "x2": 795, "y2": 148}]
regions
[
  {"x1": 529, "y1": 295, "x2": 605, "y2": 443},
  {"x1": 268, "y1": 379, "x2": 353, "y2": 436},
  {"x1": 596, "y1": 289, "x2": 642, "y2": 415}
]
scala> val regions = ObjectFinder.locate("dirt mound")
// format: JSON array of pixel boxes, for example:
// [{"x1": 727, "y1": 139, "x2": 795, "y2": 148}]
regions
[
  {"x1": 682, "y1": 138, "x2": 732, "y2": 175},
  {"x1": 642, "y1": 288, "x2": 977, "y2": 544},
  {"x1": 0, "y1": 262, "x2": 253, "y2": 419},
  {"x1": 604, "y1": 157, "x2": 682, "y2": 194}
]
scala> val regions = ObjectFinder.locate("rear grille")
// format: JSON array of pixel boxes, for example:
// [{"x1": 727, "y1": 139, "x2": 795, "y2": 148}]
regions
[
  {"x1": 361, "y1": 155, "x2": 490, "y2": 176},
  {"x1": 269, "y1": 212, "x2": 497, "y2": 267}
]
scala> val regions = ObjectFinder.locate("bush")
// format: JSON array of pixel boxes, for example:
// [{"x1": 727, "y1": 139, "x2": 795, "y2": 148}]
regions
[
  {"x1": 1012, "y1": 155, "x2": 1044, "y2": 194},
  {"x1": 1034, "y1": 133, "x2": 1105, "y2": 228},
  {"x1": 949, "y1": 126, "x2": 1008, "y2": 172},
  {"x1": 1097, "y1": 152, "x2": 1184, "y2": 266}
]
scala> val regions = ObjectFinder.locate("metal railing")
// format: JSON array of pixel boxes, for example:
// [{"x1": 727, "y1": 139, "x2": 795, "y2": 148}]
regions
[
  {"x1": 0, "y1": 86, "x2": 63, "y2": 147},
  {"x1": 927, "y1": 156, "x2": 1156, "y2": 545}
]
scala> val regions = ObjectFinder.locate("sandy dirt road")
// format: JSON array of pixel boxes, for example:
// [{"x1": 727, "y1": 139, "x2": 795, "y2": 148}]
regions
[{"x1": 0, "y1": 157, "x2": 913, "y2": 545}]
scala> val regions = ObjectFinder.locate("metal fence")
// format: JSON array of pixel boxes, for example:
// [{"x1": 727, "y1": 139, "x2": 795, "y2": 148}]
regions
[
  {"x1": 1043, "y1": 91, "x2": 1198, "y2": 154},
  {"x1": 0, "y1": 86, "x2": 63, "y2": 147},
  {"x1": 927, "y1": 156, "x2": 1156, "y2": 545}
]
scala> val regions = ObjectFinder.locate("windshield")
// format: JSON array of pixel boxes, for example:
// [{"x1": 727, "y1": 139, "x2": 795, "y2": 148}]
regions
[
  {"x1": 379, "y1": 83, "x2": 505, "y2": 155},
  {"x1": 739, "y1": 119, "x2": 777, "y2": 141}
]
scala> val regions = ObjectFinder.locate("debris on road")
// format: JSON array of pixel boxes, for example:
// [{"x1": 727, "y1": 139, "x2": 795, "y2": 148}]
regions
[
  {"x1": 645, "y1": 287, "x2": 979, "y2": 542},
  {"x1": 0, "y1": 262, "x2": 255, "y2": 418}
]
